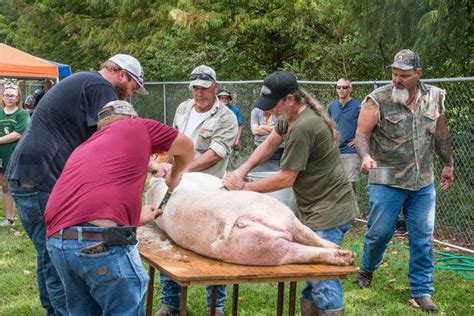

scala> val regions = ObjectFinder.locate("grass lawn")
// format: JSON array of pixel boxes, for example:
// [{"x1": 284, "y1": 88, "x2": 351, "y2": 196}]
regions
[{"x1": 1, "y1": 210, "x2": 473, "y2": 315}]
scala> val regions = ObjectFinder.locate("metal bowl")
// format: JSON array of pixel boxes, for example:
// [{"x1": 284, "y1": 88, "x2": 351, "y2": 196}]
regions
[{"x1": 368, "y1": 167, "x2": 396, "y2": 185}]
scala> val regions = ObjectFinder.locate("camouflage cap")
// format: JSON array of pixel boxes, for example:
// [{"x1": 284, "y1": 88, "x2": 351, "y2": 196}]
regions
[
  {"x1": 98, "y1": 100, "x2": 138, "y2": 120},
  {"x1": 390, "y1": 49, "x2": 421, "y2": 70}
]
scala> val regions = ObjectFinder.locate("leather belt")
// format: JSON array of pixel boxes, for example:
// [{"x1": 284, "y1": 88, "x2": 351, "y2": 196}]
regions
[
  {"x1": 51, "y1": 230, "x2": 104, "y2": 242},
  {"x1": 50, "y1": 226, "x2": 137, "y2": 245}
]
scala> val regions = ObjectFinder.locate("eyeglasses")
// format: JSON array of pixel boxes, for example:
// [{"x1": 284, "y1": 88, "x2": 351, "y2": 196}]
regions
[
  {"x1": 189, "y1": 73, "x2": 215, "y2": 82},
  {"x1": 336, "y1": 85, "x2": 350, "y2": 90},
  {"x1": 3, "y1": 94, "x2": 18, "y2": 99}
]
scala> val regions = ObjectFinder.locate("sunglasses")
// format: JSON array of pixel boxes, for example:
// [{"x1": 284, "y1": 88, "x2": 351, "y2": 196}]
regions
[
  {"x1": 189, "y1": 73, "x2": 215, "y2": 82},
  {"x1": 336, "y1": 85, "x2": 350, "y2": 90}
]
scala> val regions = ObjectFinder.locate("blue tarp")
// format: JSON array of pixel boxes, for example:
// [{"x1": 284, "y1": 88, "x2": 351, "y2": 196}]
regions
[{"x1": 41, "y1": 58, "x2": 72, "y2": 78}]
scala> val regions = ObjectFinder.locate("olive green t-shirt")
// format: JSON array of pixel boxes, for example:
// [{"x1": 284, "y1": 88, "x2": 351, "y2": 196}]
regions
[
  {"x1": 275, "y1": 107, "x2": 359, "y2": 231},
  {"x1": 0, "y1": 108, "x2": 30, "y2": 172}
]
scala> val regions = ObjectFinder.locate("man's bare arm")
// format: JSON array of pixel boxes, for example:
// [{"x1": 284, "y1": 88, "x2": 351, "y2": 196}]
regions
[
  {"x1": 434, "y1": 115, "x2": 454, "y2": 190},
  {"x1": 355, "y1": 98, "x2": 379, "y2": 173}
]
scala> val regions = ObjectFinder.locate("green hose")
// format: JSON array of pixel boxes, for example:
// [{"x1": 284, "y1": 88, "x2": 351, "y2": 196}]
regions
[
  {"x1": 351, "y1": 245, "x2": 474, "y2": 280},
  {"x1": 434, "y1": 251, "x2": 474, "y2": 280}
]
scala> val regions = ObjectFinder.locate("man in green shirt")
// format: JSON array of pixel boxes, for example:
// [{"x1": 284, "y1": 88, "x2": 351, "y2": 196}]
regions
[{"x1": 223, "y1": 71, "x2": 359, "y2": 316}]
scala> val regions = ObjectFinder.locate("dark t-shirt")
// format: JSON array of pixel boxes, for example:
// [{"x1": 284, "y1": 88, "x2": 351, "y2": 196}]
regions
[
  {"x1": 6, "y1": 72, "x2": 118, "y2": 192},
  {"x1": 275, "y1": 107, "x2": 359, "y2": 231},
  {"x1": 45, "y1": 118, "x2": 179, "y2": 236},
  {"x1": 327, "y1": 98, "x2": 361, "y2": 154}
]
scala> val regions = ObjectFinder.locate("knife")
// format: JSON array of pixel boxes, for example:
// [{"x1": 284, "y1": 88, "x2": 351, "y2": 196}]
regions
[{"x1": 155, "y1": 191, "x2": 172, "y2": 219}]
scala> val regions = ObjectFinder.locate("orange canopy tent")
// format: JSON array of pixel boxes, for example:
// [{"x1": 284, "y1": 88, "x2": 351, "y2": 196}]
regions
[{"x1": 0, "y1": 43, "x2": 59, "y2": 79}]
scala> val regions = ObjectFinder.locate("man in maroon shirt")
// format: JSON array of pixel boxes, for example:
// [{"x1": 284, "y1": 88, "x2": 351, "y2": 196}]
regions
[{"x1": 44, "y1": 100, "x2": 194, "y2": 315}]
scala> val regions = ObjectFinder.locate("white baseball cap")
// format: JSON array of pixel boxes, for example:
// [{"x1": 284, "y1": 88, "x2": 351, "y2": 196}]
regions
[
  {"x1": 108, "y1": 54, "x2": 148, "y2": 95},
  {"x1": 189, "y1": 65, "x2": 217, "y2": 88}
]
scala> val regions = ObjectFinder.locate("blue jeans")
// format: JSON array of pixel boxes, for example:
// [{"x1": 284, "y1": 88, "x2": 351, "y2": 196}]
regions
[
  {"x1": 302, "y1": 220, "x2": 352, "y2": 311},
  {"x1": 361, "y1": 183, "x2": 436, "y2": 297},
  {"x1": 9, "y1": 180, "x2": 67, "y2": 316},
  {"x1": 46, "y1": 227, "x2": 149, "y2": 315},
  {"x1": 160, "y1": 273, "x2": 226, "y2": 311}
]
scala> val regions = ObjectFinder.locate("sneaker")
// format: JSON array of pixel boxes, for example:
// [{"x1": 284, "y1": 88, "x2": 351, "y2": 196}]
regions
[
  {"x1": 412, "y1": 296, "x2": 438, "y2": 313},
  {"x1": 155, "y1": 306, "x2": 179, "y2": 316},
  {"x1": 0, "y1": 219, "x2": 14, "y2": 226},
  {"x1": 355, "y1": 269, "x2": 373, "y2": 288},
  {"x1": 394, "y1": 220, "x2": 408, "y2": 237},
  {"x1": 209, "y1": 309, "x2": 225, "y2": 316}
]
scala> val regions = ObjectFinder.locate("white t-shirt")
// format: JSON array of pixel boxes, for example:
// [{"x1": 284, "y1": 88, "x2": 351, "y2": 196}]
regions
[{"x1": 183, "y1": 107, "x2": 210, "y2": 137}]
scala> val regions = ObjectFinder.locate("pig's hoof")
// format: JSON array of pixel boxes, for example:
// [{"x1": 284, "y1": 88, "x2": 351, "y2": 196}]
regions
[{"x1": 335, "y1": 250, "x2": 356, "y2": 265}]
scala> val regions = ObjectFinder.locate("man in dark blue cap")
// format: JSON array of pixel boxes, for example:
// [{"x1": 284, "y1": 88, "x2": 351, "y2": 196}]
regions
[{"x1": 223, "y1": 71, "x2": 359, "y2": 316}]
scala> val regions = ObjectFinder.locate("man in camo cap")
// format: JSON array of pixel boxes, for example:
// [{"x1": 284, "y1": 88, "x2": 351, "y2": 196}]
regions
[{"x1": 354, "y1": 49, "x2": 454, "y2": 313}]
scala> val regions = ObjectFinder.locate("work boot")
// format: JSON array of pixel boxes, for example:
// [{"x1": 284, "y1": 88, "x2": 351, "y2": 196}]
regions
[
  {"x1": 300, "y1": 297, "x2": 319, "y2": 316},
  {"x1": 413, "y1": 296, "x2": 438, "y2": 313},
  {"x1": 155, "y1": 306, "x2": 179, "y2": 316},
  {"x1": 355, "y1": 269, "x2": 373, "y2": 288}
]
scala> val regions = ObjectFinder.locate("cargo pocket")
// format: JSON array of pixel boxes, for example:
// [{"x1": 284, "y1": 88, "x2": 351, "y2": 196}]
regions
[
  {"x1": 382, "y1": 113, "x2": 406, "y2": 138},
  {"x1": 423, "y1": 111, "x2": 439, "y2": 135},
  {"x1": 196, "y1": 128, "x2": 213, "y2": 153}
]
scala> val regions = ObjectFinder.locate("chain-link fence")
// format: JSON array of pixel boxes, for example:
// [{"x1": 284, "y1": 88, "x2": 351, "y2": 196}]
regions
[{"x1": 134, "y1": 78, "x2": 473, "y2": 251}]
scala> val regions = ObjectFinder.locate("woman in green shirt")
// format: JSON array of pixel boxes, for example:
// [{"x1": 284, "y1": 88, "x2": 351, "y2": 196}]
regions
[{"x1": 0, "y1": 83, "x2": 30, "y2": 226}]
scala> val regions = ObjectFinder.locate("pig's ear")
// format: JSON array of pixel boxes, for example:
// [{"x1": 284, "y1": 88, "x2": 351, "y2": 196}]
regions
[{"x1": 144, "y1": 177, "x2": 168, "y2": 206}]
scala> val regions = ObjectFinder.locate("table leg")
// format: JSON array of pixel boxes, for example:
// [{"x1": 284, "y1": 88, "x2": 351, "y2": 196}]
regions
[
  {"x1": 210, "y1": 285, "x2": 217, "y2": 316},
  {"x1": 288, "y1": 282, "x2": 297, "y2": 316},
  {"x1": 146, "y1": 265, "x2": 155, "y2": 316},
  {"x1": 277, "y1": 282, "x2": 285, "y2": 316},
  {"x1": 232, "y1": 284, "x2": 239, "y2": 316},
  {"x1": 179, "y1": 286, "x2": 188, "y2": 316}
]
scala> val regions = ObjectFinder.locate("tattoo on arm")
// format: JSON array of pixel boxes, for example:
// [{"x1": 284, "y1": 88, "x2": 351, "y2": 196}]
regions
[
  {"x1": 435, "y1": 116, "x2": 454, "y2": 167},
  {"x1": 435, "y1": 132, "x2": 453, "y2": 167},
  {"x1": 355, "y1": 132, "x2": 371, "y2": 159}
]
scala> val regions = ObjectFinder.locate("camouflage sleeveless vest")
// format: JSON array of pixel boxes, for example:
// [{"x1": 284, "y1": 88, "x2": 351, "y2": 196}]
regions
[{"x1": 364, "y1": 82, "x2": 445, "y2": 190}]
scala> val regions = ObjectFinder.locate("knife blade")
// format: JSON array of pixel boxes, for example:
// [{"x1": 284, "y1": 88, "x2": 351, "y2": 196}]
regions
[{"x1": 155, "y1": 191, "x2": 172, "y2": 219}]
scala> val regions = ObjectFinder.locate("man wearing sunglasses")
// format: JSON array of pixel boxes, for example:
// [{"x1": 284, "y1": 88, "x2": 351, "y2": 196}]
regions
[
  {"x1": 328, "y1": 78, "x2": 361, "y2": 192},
  {"x1": 157, "y1": 65, "x2": 237, "y2": 316},
  {"x1": 6, "y1": 53, "x2": 147, "y2": 316}
]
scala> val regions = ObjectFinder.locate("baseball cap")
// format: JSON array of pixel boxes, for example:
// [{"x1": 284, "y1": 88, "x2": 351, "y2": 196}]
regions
[
  {"x1": 189, "y1": 65, "x2": 216, "y2": 88},
  {"x1": 108, "y1": 54, "x2": 148, "y2": 95},
  {"x1": 217, "y1": 89, "x2": 232, "y2": 100},
  {"x1": 254, "y1": 71, "x2": 298, "y2": 111},
  {"x1": 390, "y1": 49, "x2": 421, "y2": 70},
  {"x1": 98, "y1": 100, "x2": 139, "y2": 120},
  {"x1": 24, "y1": 95, "x2": 35, "y2": 105}
]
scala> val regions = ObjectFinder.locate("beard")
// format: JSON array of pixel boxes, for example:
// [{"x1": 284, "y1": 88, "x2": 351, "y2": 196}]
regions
[
  {"x1": 391, "y1": 87, "x2": 409, "y2": 105},
  {"x1": 273, "y1": 111, "x2": 288, "y2": 121},
  {"x1": 114, "y1": 81, "x2": 129, "y2": 100}
]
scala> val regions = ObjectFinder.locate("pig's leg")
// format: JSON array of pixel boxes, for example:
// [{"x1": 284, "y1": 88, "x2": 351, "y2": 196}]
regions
[
  {"x1": 218, "y1": 219, "x2": 354, "y2": 266},
  {"x1": 289, "y1": 219, "x2": 340, "y2": 249},
  {"x1": 279, "y1": 243, "x2": 355, "y2": 265}
]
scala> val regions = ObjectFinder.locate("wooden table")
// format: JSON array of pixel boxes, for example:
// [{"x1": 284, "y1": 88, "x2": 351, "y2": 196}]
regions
[{"x1": 138, "y1": 223, "x2": 357, "y2": 316}]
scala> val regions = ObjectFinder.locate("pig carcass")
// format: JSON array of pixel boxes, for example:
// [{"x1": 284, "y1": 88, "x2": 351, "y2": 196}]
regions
[{"x1": 145, "y1": 172, "x2": 355, "y2": 266}]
